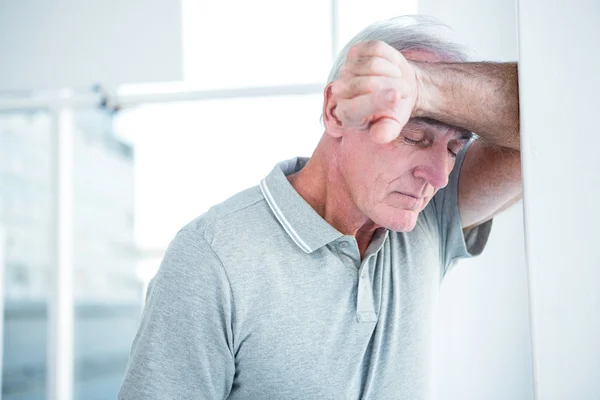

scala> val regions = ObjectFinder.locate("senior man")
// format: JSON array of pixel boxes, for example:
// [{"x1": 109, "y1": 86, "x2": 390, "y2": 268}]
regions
[{"x1": 119, "y1": 15, "x2": 521, "y2": 400}]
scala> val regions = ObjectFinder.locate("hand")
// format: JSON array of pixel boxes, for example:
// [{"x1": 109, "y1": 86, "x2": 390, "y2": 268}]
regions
[{"x1": 331, "y1": 41, "x2": 420, "y2": 144}]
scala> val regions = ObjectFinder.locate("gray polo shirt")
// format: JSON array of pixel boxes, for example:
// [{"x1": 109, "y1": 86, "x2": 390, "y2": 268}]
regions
[{"x1": 119, "y1": 146, "x2": 492, "y2": 400}]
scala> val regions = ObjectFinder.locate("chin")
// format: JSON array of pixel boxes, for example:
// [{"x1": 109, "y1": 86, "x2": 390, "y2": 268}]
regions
[
  {"x1": 387, "y1": 219, "x2": 418, "y2": 232},
  {"x1": 373, "y1": 208, "x2": 419, "y2": 232}
]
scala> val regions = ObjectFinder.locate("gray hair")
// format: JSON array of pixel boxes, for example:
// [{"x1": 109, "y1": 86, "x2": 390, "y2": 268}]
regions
[{"x1": 326, "y1": 15, "x2": 468, "y2": 84}]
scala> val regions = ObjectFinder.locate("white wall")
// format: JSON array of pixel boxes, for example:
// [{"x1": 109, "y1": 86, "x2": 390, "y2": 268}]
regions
[
  {"x1": 518, "y1": 0, "x2": 600, "y2": 398},
  {"x1": 417, "y1": 0, "x2": 535, "y2": 398},
  {"x1": 0, "y1": 0, "x2": 182, "y2": 92}
]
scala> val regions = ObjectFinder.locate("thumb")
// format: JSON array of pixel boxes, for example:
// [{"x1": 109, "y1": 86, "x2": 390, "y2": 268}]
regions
[{"x1": 369, "y1": 117, "x2": 403, "y2": 144}]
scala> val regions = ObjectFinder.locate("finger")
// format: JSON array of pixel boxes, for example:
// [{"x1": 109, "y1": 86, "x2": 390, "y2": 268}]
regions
[
  {"x1": 370, "y1": 118, "x2": 404, "y2": 144},
  {"x1": 369, "y1": 91, "x2": 413, "y2": 144},
  {"x1": 339, "y1": 55, "x2": 402, "y2": 79},
  {"x1": 346, "y1": 40, "x2": 404, "y2": 68},
  {"x1": 332, "y1": 76, "x2": 412, "y2": 102},
  {"x1": 335, "y1": 91, "x2": 395, "y2": 130}
]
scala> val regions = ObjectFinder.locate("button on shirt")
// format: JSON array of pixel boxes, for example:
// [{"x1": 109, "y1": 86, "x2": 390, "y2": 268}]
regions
[{"x1": 119, "y1": 145, "x2": 492, "y2": 400}]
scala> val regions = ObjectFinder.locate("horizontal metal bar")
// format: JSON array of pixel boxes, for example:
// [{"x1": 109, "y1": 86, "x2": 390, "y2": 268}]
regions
[
  {"x1": 0, "y1": 83, "x2": 325, "y2": 112},
  {"x1": 117, "y1": 83, "x2": 324, "y2": 107},
  {"x1": 0, "y1": 92, "x2": 101, "y2": 112}
]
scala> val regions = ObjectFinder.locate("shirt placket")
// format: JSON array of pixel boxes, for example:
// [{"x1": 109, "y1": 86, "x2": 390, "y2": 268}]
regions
[{"x1": 338, "y1": 238, "x2": 377, "y2": 323}]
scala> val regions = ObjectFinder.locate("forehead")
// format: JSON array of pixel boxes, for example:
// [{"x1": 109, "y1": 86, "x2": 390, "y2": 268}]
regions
[{"x1": 401, "y1": 49, "x2": 448, "y2": 63}]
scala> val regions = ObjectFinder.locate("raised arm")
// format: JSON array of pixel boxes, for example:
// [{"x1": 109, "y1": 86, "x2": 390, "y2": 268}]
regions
[
  {"x1": 414, "y1": 61, "x2": 522, "y2": 229},
  {"x1": 415, "y1": 62, "x2": 520, "y2": 150}
]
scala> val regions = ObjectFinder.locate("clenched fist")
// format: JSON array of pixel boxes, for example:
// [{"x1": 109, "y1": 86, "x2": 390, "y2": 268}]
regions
[{"x1": 329, "y1": 40, "x2": 422, "y2": 144}]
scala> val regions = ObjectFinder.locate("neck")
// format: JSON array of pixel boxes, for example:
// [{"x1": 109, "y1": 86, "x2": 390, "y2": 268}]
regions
[{"x1": 287, "y1": 135, "x2": 381, "y2": 258}]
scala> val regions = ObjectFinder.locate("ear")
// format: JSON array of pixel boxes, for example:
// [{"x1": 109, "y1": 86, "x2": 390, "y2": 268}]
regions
[{"x1": 323, "y1": 83, "x2": 344, "y2": 139}]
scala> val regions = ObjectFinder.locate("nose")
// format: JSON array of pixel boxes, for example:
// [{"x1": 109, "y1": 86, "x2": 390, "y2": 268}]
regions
[{"x1": 412, "y1": 145, "x2": 451, "y2": 189}]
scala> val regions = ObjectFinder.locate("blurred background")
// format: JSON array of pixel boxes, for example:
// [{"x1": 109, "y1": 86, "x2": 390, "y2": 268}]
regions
[
  {"x1": 3, "y1": 0, "x2": 598, "y2": 400},
  {"x1": 1, "y1": 1, "x2": 446, "y2": 399}
]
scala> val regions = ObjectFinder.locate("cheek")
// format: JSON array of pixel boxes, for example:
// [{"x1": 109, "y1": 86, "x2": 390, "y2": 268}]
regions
[
  {"x1": 344, "y1": 164, "x2": 377, "y2": 200},
  {"x1": 339, "y1": 137, "x2": 379, "y2": 183},
  {"x1": 340, "y1": 136, "x2": 415, "y2": 198}
]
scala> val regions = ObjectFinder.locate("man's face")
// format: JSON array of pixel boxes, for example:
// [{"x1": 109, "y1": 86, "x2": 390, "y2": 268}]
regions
[
  {"x1": 336, "y1": 49, "x2": 471, "y2": 232},
  {"x1": 337, "y1": 118, "x2": 470, "y2": 232}
]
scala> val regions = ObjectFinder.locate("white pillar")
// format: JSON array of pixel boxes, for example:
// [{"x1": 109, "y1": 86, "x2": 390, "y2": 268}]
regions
[
  {"x1": 47, "y1": 104, "x2": 75, "y2": 400},
  {"x1": 517, "y1": 0, "x2": 600, "y2": 398},
  {"x1": 418, "y1": 1, "x2": 534, "y2": 399},
  {"x1": 330, "y1": 0, "x2": 340, "y2": 63},
  {"x1": 0, "y1": 227, "x2": 5, "y2": 398}
]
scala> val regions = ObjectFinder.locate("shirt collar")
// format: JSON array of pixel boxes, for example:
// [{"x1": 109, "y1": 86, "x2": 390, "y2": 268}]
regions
[{"x1": 260, "y1": 157, "x2": 344, "y2": 253}]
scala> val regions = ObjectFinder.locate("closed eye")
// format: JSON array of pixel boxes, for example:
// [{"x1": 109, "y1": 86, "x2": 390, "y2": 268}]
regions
[
  {"x1": 403, "y1": 138, "x2": 421, "y2": 145},
  {"x1": 402, "y1": 136, "x2": 429, "y2": 146},
  {"x1": 405, "y1": 137, "x2": 460, "y2": 158}
]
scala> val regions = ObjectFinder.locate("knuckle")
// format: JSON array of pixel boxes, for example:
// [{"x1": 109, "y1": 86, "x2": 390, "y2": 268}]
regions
[
  {"x1": 346, "y1": 44, "x2": 361, "y2": 59},
  {"x1": 340, "y1": 62, "x2": 353, "y2": 77},
  {"x1": 385, "y1": 89, "x2": 400, "y2": 105},
  {"x1": 353, "y1": 57, "x2": 376, "y2": 74},
  {"x1": 364, "y1": 77, "x2": 382, "y2": 92},
  {"x1": 363, "y1": 57, "x2": 375, "y2": 71},
  {"x1": 365, "y1": 40, "x2": 380, "y2": 49},
  {"x1": 368, "y1": 57, "x2": 382, "y2": 71},
  {"x1": 368, "y1": 40, "x2": 387, "y2": 54}
]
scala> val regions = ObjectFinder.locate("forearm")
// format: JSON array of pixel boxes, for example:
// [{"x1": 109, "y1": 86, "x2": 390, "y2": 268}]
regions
[{"x1": 414, "y1": 62, "x2": 520, "y2": 150}]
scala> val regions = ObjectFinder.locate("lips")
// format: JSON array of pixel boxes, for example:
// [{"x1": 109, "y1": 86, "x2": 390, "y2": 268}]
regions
[{"x1": 395, "y1": 191, "x2": 420, "y2": 200}]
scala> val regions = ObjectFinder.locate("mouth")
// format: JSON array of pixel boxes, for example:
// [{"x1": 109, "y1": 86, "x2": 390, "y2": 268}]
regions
[
  {"x1": 395, "y1": 191, "x2": 421, "y2": 200},
  {"x1": 389, "y1": 192, "x2": 424, "y2": 210}
]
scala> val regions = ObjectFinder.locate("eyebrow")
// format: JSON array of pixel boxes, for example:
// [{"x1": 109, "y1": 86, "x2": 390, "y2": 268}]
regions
[{"x1": 409, "y1": 117, "x2": 473, "y2": 141}]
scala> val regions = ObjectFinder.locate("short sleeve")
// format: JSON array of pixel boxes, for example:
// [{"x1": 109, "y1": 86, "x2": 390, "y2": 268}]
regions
[
  {"x1": 118, "y1": 229, "x2": 235, "y2": 399},
  {"x1": 429, "y1": 139, "x2": 493, "y2": 274}
]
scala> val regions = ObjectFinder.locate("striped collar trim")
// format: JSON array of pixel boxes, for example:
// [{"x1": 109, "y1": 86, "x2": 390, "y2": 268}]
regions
[{"x1": 260, "y1": 158, "x2": 342, "y2": 254}]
